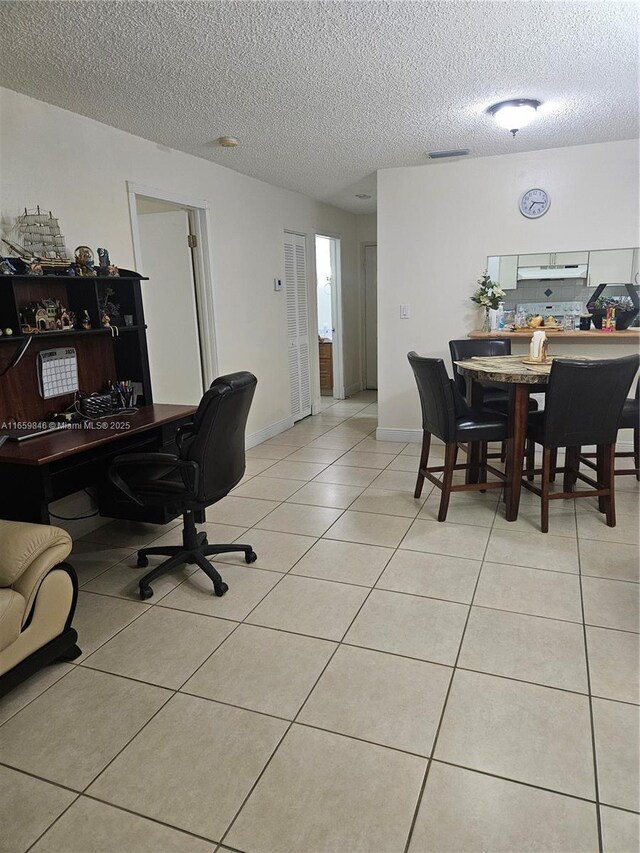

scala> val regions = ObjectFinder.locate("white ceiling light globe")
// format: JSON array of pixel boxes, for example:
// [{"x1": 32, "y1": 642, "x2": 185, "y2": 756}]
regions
[{"x1": 487, "y1": 99, "x2": 541, "y2": 136}]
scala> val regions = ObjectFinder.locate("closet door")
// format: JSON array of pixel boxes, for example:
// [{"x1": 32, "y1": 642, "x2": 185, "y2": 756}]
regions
[{"x1": 285, "y1": 232, "x2": 311, "y2": 420}]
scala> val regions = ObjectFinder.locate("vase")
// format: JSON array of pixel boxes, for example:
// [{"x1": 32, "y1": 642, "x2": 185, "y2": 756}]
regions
[{"x1": 481, "y1": 307, "x2": 491, "y2": 332}]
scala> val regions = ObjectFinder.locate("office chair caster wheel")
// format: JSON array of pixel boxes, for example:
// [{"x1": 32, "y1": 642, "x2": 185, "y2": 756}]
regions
[
  {"x1": 139, "y1": 585, "x2": 153, "y2": 601},
  {"x1": 214, "y1": 582, "x2": 228, "y2": 597},
  {"x1": 245, "y1": 550, "x2": 257, "y2": 564},
  {"x1": 137, "y1": 555, "x2": 149, "y2": 568}
]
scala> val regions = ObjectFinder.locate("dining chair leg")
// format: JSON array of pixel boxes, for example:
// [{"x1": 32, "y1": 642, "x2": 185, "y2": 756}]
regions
[
  {"x1": 540, "y1": 446, "x2": 551, "y2": 533},
  {"x1": 634, "y1": 427, "x2": 639, "y2": 481},
  {"x1": 563, "y1": 446, "x2": 579, "y2": 493},
  {"x1": 549, "y1": 448, "x2": 558, "y2": 483},
  {"x1": 526, "y1": 439, "x2": 535, "y2": 481},
  {"x1": 414, "y1": 430, "x2": 431, "y2": 499},
  {"x1": 596, "y1": 445, "x2": 606, "y2": 513},
  {"x1": 602, "y1": 443, "x2": 616, "y2": 527},
  {"x1": 479, "y1": 441, "x2": 488, "y2": 492},
  {"x1": 438, "y1": 442, "x2": 458, "y2": 522},
  {"x1": 500, "y1": 441, "x2": 507, "y2": 463}
]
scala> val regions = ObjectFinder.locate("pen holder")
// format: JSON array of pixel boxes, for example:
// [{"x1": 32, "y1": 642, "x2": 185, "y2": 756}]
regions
[{"x1": 118, "y1": 390, "x2": 136, "y2": 409}]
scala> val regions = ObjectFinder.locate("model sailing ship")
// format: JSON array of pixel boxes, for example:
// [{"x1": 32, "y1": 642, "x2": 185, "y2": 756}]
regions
[{"x1": 2, "y1": 206, "x2": 72, "y2": 269}]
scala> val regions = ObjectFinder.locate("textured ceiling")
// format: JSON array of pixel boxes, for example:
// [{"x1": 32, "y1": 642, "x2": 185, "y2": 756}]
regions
[{"x1": 0, "y1": 1, "x2": 637, "y2": 213}]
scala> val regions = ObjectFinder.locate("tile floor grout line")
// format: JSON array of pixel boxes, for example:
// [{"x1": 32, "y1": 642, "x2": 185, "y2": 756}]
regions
[
  {"x1": 23, "y1": 792, "x2": 83, "y2": 853},
  {"x1": 402, "y1": 487, "x2": 500, "y2": 853},
  {"x1": 576, "y1": 534, "x2": 605, "y2": 853},
  {"x1": 217, "y1": 506, "x2": 405, "y2": 848}
]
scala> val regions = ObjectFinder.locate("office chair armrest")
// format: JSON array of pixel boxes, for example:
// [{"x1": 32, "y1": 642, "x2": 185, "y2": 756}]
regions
[
  {"x1": 175, "y1": 423, "x2": 195, "y2": 451},
  {"x1": 109, "y1": 453, "x2": 200, "y2": 505}
]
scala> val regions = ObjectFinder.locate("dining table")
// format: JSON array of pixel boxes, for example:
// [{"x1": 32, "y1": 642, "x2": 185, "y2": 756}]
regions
[{"x1": 454, "y1": 354, "x2": 561, "y2": 521}]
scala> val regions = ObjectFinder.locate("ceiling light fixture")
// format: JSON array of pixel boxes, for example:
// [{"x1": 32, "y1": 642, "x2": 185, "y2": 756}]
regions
[
  {"x1": 487, "y1": 99, "x2": 541, "y2": 137},
  {"x1": 216, "y1": 136, "x2": 239, "y2": 148}
]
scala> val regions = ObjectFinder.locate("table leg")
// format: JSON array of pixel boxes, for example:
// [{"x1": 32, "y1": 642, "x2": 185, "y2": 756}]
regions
[{"x1": 505, "y1": 383, "x2": 529, "y2": 522}]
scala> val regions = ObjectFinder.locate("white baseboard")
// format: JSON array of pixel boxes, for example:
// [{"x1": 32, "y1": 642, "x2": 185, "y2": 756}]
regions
[
  {"x1": 246, "y1": 415, "x2": 295, "y2": 449},
  {"x1": 376, "y1": 427, "x2": 421, "y2": 443},
  {"x1": 345, "y1": 380, "x2": 364, "y2": 398}
]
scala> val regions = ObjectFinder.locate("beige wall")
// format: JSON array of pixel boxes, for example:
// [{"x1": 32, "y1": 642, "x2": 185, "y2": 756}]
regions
[
  {"x1": 377, "y1": 139, "x2": 640, "y2": 436},
  {"x1": 0, "y1": 87, "x2": 361, "y2": 438}
]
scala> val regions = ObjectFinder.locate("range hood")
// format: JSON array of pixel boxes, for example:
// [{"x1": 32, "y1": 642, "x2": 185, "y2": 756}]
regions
[{"x1": 517, "y1": 264, "x2": 588, "y2": 281}]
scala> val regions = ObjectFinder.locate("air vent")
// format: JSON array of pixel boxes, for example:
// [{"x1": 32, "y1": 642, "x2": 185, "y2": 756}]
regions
[{"x1": 427, "y1": 148, "x2": 470, "y2": 159}]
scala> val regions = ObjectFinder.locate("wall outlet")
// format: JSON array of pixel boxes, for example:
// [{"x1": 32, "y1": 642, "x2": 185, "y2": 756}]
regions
[
  {"x1": 274, "y1": 278, "x2": 283, "y2": 291},
  {"x1": 400, "y1": 304, "x2": 410, "y2": 319}
]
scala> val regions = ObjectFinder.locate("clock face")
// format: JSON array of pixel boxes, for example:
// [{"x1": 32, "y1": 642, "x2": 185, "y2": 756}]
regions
[{"x1": 519, "y1": 188, "x2": 550, "y2": 219}]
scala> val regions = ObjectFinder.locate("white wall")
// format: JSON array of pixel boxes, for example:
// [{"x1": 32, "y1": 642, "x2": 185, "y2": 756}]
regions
[
  {"x1": 0, "y1": 87, "x2": 362, "y2": 439},
  {"x1": 377, "y1": 140, "x2": 640, "y2": 435}
]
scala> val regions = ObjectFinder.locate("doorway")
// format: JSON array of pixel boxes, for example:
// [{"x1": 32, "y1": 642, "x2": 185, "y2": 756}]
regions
[
  {"x1": 363, "y1": 243, "x2": 378, "y2": 390},
  {"x1": 315, "y1": 234, "x2": 344, "y2": 401},
  {"x1": 127, "y1": 184, "x2": 218, "y2": 406}
]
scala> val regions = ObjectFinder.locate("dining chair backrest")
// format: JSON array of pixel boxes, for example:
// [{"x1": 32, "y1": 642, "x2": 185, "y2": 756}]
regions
[
  {"x1": 449, "y1": 339, "x2": 511, "y2": 396},
  {"x1": 407, "y1": 352, "x2": 460, "y2": 443},
  {"x1": 543, "y1": 356, "x2": 639, "y2": 449}
]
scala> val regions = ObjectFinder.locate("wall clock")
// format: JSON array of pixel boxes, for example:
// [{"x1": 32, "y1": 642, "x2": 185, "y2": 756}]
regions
[{"x1": 519, "y1": 188, "x2": 550, "y2": 219}]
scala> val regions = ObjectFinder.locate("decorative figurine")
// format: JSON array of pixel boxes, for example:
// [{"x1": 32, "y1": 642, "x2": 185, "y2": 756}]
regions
[
  {"x1": 27, "y1": 256, "x2": 43, "y2": 275},
  {"x1": 4, "y1": 328, "x2": 13, "y2": 336},
  {"x1": 0, "y1": 257, "x2": 16, "y2": 275},
  {"x1": 101, "y1": 310, "x2": 111, "y2": 328},
  {"x1": 74, "y1": 246, "x2": 96, "y2": 276},
  {"x1": 98, "y1": 247, "x2": 120, "y2": 277},
  {"x1": 81, "y1": 310, "x2": 92, "y2": 330},
  {"x1": 65, "y1": 265, "x2": 76, "y2": 276}
]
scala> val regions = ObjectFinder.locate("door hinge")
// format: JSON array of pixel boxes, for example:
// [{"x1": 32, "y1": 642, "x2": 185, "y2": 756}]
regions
[{"x1": 187, "y1": 234, "x2": 198, "y2": 248}]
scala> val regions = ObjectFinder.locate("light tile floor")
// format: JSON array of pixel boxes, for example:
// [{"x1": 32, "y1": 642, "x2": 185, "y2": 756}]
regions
[{"x1": 1, "y1": 391, "x2": 639, "y2": 853}]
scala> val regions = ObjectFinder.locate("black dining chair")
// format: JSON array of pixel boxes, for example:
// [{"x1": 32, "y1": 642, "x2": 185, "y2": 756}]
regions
[
  {"x1": 407, "y1": 352, "x2": 507, "y2": 521},
  {"x1": 524, "y1": 356, "x2": 639, "y2": 532},
  {"x1": 449, "y1": 338, "x2": 539, "y2": 467},
  {"x1": 108, "y1": 372, "x2": 258, "y2": 600},
  {"x1": 577, "y1": 382, "x2": 639, "y2": 481}
]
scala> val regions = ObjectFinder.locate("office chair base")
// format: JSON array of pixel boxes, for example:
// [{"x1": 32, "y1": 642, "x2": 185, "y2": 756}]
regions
[{"x1": 135, "y1": 512, "x2": 256, "y2": 600}]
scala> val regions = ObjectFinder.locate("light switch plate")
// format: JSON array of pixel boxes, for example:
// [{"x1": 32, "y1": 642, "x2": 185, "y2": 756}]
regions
[{"x1": 400, "y1": 304, "x2": 410, "y2": 319}]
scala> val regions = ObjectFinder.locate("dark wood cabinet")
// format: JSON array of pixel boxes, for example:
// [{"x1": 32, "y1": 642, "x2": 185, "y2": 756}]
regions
[{"x1": 0, "y1": 270, "x2": 152, "y2": 422}]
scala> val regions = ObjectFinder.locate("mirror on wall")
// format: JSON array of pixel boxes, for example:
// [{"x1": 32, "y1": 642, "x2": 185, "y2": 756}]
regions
[{"x1": 487, "y1": 248, "x2": 640, "y2": 314}]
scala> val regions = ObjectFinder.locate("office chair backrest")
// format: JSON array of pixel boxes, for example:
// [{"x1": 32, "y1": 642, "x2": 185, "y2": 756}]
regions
[
  {"x1": 181, "y1": 371, "x2": 257, "y2": 504},
  {"x1": 543, "y1": 356, "x2": 639, "y2": 449},
  {"x1": 449, "y1": 338, "x2": 511, "y2": 396},
  {"x1": 408, "y1": 352, "x2": 460, "y2": 444}
]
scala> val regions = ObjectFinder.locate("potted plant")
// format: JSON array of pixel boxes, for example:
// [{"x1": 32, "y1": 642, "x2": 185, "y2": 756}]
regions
[
  {"x1": 471, "y1": 271, "x2": 506, "y2": 331},
  {"x1": 589, "y1": 295, "x2": 637, "y2": 330}
]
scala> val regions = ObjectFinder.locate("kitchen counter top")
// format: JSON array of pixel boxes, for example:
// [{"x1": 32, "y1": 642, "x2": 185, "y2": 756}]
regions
[{"x1": 468, "y1": 329, "x2": 640, "y2": 340}]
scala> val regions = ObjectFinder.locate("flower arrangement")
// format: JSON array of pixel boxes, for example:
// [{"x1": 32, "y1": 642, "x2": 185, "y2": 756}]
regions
[{"x1": 470, "y1": 272, "x2": 505, "y2": 310}]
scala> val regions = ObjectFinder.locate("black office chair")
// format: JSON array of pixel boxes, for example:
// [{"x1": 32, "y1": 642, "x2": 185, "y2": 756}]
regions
[
  {"x1": 108, "y1": 372, "x2": 258, "y2": 600},
  {"x1": 407, "y1": 352, "x2": 507, "y2": 521},
  {"x1": 525, "y1": 356, "x2": 639, "y2": 532}
]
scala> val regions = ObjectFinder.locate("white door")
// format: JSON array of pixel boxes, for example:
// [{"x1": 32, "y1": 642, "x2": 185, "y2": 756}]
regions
[
  {"x1": 364, "y1": 244, "x2": 378, "y2": 390},
  {"x1": 285, "y1": 232, "x2": 311, "y2": 420},
  {"x1": 137, "y1": 210, "x2": 204, "y2": 405}
]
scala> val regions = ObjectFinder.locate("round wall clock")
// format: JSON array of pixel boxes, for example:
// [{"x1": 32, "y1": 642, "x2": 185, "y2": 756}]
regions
[{"x1": 519, "y1": 188, "x2": 550, "y2": 219}]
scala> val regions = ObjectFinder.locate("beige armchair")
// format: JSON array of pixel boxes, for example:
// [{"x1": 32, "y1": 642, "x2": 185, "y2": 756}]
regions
[{"x1": 0, "y1": 520, "x2": 80, "y2": 696}]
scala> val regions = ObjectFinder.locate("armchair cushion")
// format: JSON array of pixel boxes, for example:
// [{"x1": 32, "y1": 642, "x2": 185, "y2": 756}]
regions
[{"x1": 0, "y1": 588, "x2": 26, "y2": 652}]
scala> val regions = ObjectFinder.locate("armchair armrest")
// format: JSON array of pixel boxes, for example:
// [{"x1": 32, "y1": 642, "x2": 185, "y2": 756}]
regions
[
  {"x1": 175, "y1": 422, "x2": 195, "y2": 451},
  {"x1": 109, "y1": 453, "x2": 200, "y2": 505}
]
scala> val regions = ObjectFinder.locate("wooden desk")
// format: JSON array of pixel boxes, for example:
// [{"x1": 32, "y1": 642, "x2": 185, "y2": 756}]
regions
[{"x1": 0, "y1": 404, "x2": 196, "y2": 523}]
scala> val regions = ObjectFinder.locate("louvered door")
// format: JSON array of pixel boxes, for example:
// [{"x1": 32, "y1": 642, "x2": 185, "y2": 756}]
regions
[{"x1": 284, "y1": 232, "x2": 311, "y2": 420}]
